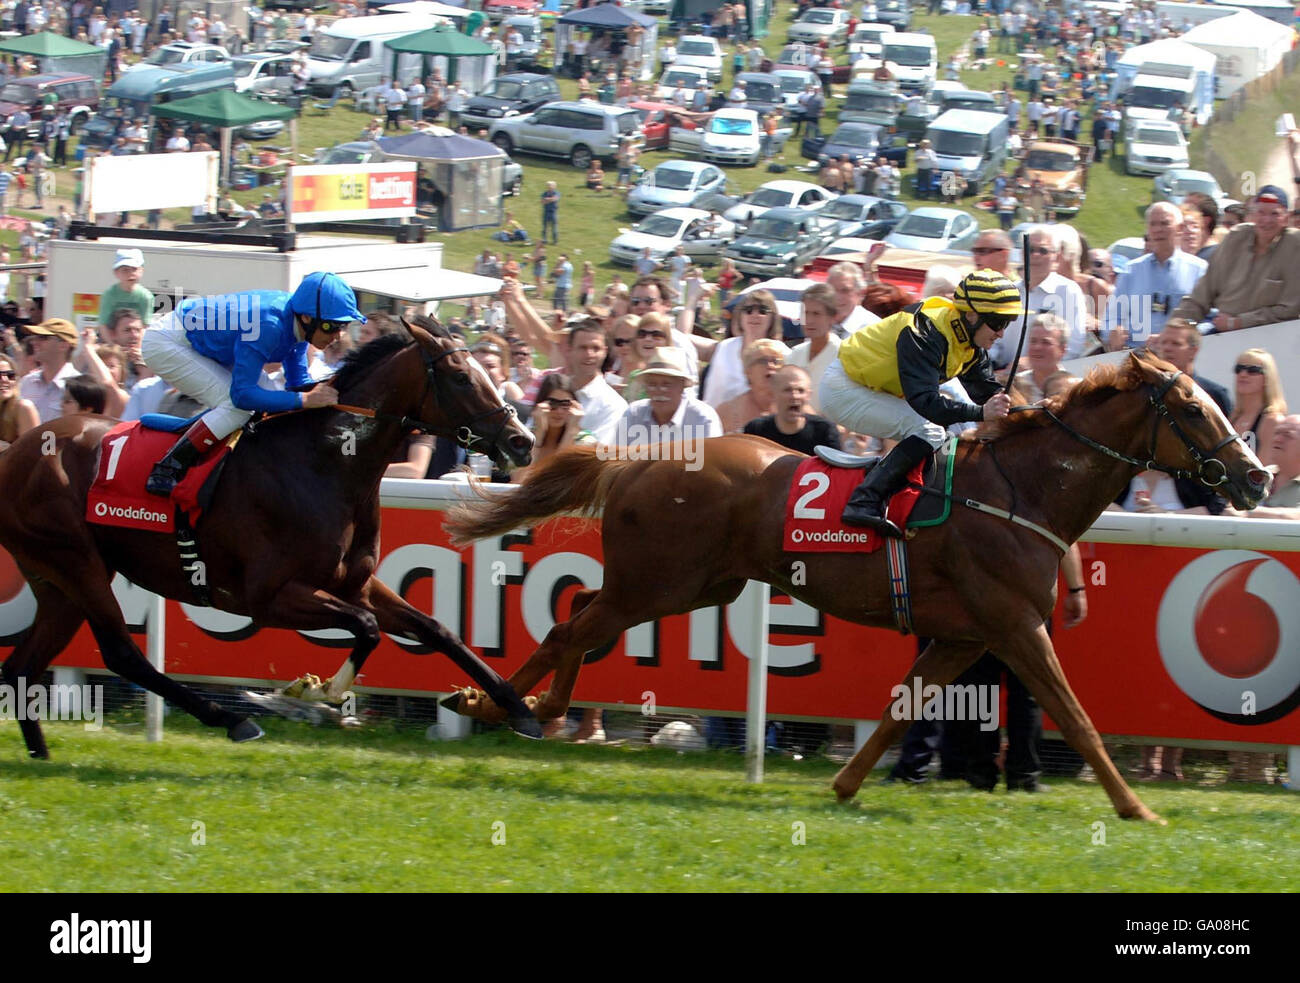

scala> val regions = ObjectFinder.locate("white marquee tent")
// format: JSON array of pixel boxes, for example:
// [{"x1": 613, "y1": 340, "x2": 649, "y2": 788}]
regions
[{"x1": 1182, "y1": 10, "x2": 1296, "y2": 98}]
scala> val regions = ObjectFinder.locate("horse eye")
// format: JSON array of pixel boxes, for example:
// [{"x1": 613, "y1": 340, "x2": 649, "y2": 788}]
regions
[{"x1": 1185, "y1": 403, "x2": 1204, "y2": 417}]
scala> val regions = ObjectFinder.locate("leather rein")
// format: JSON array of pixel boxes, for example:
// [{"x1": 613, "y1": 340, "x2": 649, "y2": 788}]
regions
[{"x1": 252, "y1": 344, "x2": 517, "y2": 455}]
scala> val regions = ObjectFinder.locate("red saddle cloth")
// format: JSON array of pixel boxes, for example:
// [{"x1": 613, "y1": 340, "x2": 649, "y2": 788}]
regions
[
  {"x1": 85, "y1": 421, "x2": 231, "y2": 532},
  {"x1": 783, "y1": 457, "x2": 925, "y2": 554}
]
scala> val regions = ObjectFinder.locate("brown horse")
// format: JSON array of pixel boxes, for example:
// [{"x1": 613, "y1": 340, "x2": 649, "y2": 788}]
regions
[
  {"x1": 0, "y1": 315, "x2": 543, "y2": 760},
  {"x1": 443, "y1": 351, "x2": 1270, "y2": 821}
]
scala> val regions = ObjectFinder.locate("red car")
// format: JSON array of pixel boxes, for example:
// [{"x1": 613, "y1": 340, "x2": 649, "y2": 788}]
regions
[
  {"x1": 627, "y1": 101, "x2": 704, "y2": 151},
  {"x1": 484, "y1": 0, "x2": 540, "y2": 16}
]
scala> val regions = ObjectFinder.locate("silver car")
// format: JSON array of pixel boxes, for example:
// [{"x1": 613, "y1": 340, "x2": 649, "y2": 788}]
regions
[
  {"x1": 609, "y1": 207, "x2": 736, "y2": 267},
  {"x1": 626, "y1": 160, "x2": 728, "y2": 216},
  {"x1": 489, "y1": 100, "x2": 642, "y2": 168},
  {"x1": 788, "y1": 7, "x2": 850, "y2": 45}
]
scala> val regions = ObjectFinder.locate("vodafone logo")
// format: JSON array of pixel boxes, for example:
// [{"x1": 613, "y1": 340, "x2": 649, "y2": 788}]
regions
[{"x1": 1156, "y1": 551, "x2": 1300, "y2": 724}]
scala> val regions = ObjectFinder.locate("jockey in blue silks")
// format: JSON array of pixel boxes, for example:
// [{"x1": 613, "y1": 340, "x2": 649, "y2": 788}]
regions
[{"x1": 140, "y1": 271, "x2": 366, "y2": 496}]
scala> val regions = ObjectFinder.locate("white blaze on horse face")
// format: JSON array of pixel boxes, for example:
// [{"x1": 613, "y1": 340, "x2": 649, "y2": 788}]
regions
[{"x1": 466, "y1": 354, "x2": 506, "y2": 404}]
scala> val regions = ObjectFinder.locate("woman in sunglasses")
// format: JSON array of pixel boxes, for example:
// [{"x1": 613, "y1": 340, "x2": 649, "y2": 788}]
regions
[
  {"x1": 0, "y1": 354, "x2": 38, "y2": 452},
  {"x1": 604, "y1": 314, "x2": 643, "y2": 395},
  {"x1": 700, "y1": 288, "x2": 787, "y2": 408},
  {"x1": 140, "y1": 271, "x2": 363, "y2": 496},
  {"x1": 523, "y1": 372, "x2": 591, "y2": 476},
  {"x1": 1229, "y1": 349, "x2": 1287, "y2": 468},
  {"x1": 821, "y1": 270, "x2": 1020, "y2": 537}
]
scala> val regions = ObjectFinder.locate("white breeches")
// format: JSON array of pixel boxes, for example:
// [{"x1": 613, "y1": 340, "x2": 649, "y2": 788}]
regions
[
  {"x1": 818, "y1": 361, "x2": 948, "y2": 449},
  {"x1": 140, "y1": 312, "x2": 252, "y2": 440}
]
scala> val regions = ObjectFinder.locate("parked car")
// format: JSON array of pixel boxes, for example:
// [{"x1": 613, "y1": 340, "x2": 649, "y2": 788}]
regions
[
  {"x1": 0, "y1": 73, "x2": 99, "y2": 133},
  {"x1": 788, "y1": 7, "x2": 850, "y2": 45},
  {"x1": 884, "y1": 207, "x2": 980, "y2": 252},
  {"x1": 848, "y1": 22, "x2": 896, "y2": 61},
  {"x1": 126, "y1": 41, "x2": 229, "y2": 72},
  {"x1": 802, "y1": 121, "x2": 909, "y2": 166},
  {"x1": 723, "y1": 207, "x2": 841, "y2": 277},
  {"x1": 240, "y1": 118, "x2": 285, "y2": 140},
  {"x1": 732, "y1": 72, "x2": 785, "y2": 116},
  {"x1": 1018, "y1": 138, "x2": 1091, "y2": 216},
  {"x1": 1152, "y1": 168, "x2": 1229, "y2": 206},
  {"x1": 483, "y1": 0, "x2": 541, "y2": 19},
  {"x1": 874, "y1": 0, "x2": 912, "y2": 30},
  {"x1": 316, "y1": 140, "x2": 377, "y2": 165},
  {"x1": 821, "y1": 236, "x2": 890, "y2": 257},
  {"x1": 839, "y1": 78, "x2": 904, "y2": 127},
  {"x1": 1107, "y1": 236, "x2": 1147, "y2": 274},
  {"x1": 502, "y1": 15, "x2": 544, "y2": 69},
  {"x1": 488, "y1": 100, "x2": 641, "y2": 168},
  {"x1": 722, "y1": 180, "x2": 836, "y2": 225},
  {"x1": 1125, "y1": 119, "x2": 1189, "y2": 176},
  {"x1": 772, "y1": 69, "x2": 822, "y2": 114},
  {"x1": 655, "y1": 65, "x2": 710, "y2": 101},
  {"x1": 626, "y1": 160, "x2": 728, "y2": 216},
  {"x1": 775, "y1": 45, "x2": 853, "y2": 85},
  {"x1": 939, "y1": 89, "x2": 1001, "y2": 115},
  {"x1": 230, "y1": 52, "x2": 297, "y2": 98},
  {"x1": 610, "y1": 207, "x2": 737, "y2": 267},
  {"x1": 671, "y1": 107, "x2": 762, "y2": 166},
  {"x1": 459, "y1": 72, "x2": 561, "y2": 131},
  {"x1": 816, "y1": 194, "x2": 909, "y2": 239},
  {"x1": 627, "y1": 100, "x2": 698, "y2": 151},
  {"x1": 674, "y1": 35, "x2": 724, "y2": 83}
]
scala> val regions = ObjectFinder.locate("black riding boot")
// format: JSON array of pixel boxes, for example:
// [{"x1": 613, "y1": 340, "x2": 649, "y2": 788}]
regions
[
  {"x1": 840, "y1": 435, "x2": 934, "y2": 536},
  {"x1": 145, "y1": 435, "x2": 203, "y2": 497}
]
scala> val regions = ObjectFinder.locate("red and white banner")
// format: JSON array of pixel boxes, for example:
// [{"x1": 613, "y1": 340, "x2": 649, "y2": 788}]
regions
[
  {"x1": 288, "y1": 163, "x2": 418, "y2": 224},
  {"x1": 2, "y1": 494, "x2": 1298, "y2": 746}
]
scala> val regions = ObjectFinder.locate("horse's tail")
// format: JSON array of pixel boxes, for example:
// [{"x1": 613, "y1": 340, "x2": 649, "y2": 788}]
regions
[{"x1": 444, "y1": 446, "x2": 635, "y2": 547}]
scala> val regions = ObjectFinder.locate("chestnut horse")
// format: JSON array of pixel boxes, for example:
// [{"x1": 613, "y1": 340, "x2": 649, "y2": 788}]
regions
[
  {"x1": 444, "y1": 351, "x2": 1270, "y2": 821},
  {"x1": 0, "y1": 316, "x2": 542, "y2": 760}
]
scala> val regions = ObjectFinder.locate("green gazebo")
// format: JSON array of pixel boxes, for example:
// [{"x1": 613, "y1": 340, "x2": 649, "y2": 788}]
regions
[
  {"x1": 0, "y1": 30, "x2": 107, "y2": 77},
  {"x1": 152, "y1": 89, "x2": 297, "y2": 183},
  {"x1": 387, "y1": 24, "x2": 496, "y2": 88}
]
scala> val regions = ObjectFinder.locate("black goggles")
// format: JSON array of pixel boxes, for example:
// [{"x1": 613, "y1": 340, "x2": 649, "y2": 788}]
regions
[
  {"x1": 315, "y1": 319, "x2": 351, "y2": 334},
  {"x1": 977, "y1": 313, "x2": 1016, "y2": 333}
]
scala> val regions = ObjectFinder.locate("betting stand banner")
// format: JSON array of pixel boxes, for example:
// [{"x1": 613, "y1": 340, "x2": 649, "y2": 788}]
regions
[{"x1": 288, "y1": 163, "x2": 418, "y2": 224}]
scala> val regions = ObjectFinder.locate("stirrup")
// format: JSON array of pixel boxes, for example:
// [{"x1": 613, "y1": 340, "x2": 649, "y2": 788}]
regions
[{"x1": 842, "y1": 505, "x2": 904, "y2": 537}]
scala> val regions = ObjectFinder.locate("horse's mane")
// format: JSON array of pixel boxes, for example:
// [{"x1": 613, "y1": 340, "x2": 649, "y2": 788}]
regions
[
  {"x1": 327, "y1": 315, "x2": 454, "y2": 394},
  {"x1": 972, "y1": 354, "x2": 1148, "y2": 441},
  {"x1": 330, "y1": 333, "x2": 410, "y2": 394}
]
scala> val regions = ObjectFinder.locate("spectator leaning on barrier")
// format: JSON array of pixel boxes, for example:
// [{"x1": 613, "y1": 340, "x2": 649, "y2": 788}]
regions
[
  {"x1": 1228, "y1": 348, "x2": 1287, "y2": 469},
  {"x1": 1169, "y1": 186, "x2": 1300, "y2": 333},
  {"x1": 1104, "y1": 202, "x2": 1205, "y2": 351},
  {"x1": 1244, "y1": 415, "x2": 1300, "y2": 518},
  {"x1": 826, "y1": 261, "x2": 880, "y2": 337},
  {"x1": 716, "y1": 338, "x2": 785, "y2": 434}
]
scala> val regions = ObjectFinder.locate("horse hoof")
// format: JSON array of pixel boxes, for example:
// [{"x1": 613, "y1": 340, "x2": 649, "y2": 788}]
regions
[
  {"x1": 1122, "y1": 804, "x2": 1165, "y2": 824},
  {"x1": 509, "y1": 714, "x2": 544, "y2": 741},
  {"x1": 28, "y1": 748, "x2": 49, "y2": 760},
  {"x1": 228, "y1": 718, "x2": 265, "y2": 743}
]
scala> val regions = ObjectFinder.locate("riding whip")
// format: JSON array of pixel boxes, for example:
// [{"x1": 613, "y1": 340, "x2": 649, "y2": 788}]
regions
[{"x1": 1002, "y1": 229, "x2": 1032, "y2": 395}]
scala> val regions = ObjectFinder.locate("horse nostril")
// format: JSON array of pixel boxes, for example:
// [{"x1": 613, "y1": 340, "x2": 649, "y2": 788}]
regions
[{"x1": 1248, "y1": 468, "x2": 1272, "y2": 490}]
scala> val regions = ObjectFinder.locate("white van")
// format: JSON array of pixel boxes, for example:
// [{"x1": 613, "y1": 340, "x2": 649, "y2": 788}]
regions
[
  {"x1": 305, "y1": 13, "x2": 440, "y2": 97},
  {"x1": 877, "y1": 32, "x2": 937, "y2": 92}
]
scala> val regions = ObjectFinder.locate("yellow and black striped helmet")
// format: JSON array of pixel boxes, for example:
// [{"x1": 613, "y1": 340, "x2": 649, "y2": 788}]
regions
[{"x1": 952, "y1": 269, "x2": 1024, "y2": 318}]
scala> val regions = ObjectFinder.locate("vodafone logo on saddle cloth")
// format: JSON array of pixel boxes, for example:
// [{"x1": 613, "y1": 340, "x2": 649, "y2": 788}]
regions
[{"x1": 1156, "y1": 551, "x2": 1300, "y2": 724}]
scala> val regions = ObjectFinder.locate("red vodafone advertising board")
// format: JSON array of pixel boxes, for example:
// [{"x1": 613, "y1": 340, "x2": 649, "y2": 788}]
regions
[{"x1": 2, "y1": 506, "x2": 1298, "y2": 746}]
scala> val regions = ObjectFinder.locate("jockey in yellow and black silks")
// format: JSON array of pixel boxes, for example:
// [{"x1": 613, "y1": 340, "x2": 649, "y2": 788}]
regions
[{"x1": 819, "y1": 270, "x2": 1024, "y2": 537}]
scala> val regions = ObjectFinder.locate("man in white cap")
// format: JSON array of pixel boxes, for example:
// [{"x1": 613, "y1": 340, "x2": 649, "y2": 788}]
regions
[
  {"x1": 100, "y1": 248, "x2": 154, "y2": 327},
  {"x1": 613, "y1": 346, "x2": 721, "y2": 447}
]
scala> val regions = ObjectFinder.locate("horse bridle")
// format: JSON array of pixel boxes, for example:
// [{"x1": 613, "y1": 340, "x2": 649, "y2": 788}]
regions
[{"x1": 1024, "y1": 369, "x2": 1242, "y2": 488}]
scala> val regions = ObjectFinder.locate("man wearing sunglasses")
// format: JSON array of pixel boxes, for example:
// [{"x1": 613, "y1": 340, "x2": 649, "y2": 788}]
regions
[
  {"x1": 141, "y1": 271, "x2": 364, "y2": 496},
  {"x1": 821, "y1": 270, "x2": 1021, "y2": 537}
]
